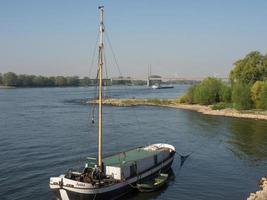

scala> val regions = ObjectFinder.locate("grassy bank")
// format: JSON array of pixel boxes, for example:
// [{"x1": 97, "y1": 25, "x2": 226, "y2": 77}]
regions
[
  {"x1": 88, "y1": 98, "x2": 267, "y2": 121},
  {"x1": 88, "y1": 98, "x2": 175, "y2": 107}
]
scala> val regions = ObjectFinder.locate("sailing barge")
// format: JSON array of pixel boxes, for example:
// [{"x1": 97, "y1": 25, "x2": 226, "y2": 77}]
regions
[{"x1": 49, "y1": 6, "x2": 176, "y2": 200}]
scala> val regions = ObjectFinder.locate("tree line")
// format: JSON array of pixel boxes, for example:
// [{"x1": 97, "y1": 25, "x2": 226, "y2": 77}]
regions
[
  {"x1": 0, "y1": 72, "x2": 151, "y2": 87},
  {"x1": 180, "y1": 51, "x2": 267, "y2": 110},
  {"x1": 0, "y1": 72, "x2": 96, "y2": 87}
]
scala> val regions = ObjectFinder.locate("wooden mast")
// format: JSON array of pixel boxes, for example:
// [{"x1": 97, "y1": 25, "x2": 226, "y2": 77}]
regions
[{"x1": 98, "y1": 6, "x2": 104, "y2": 172}]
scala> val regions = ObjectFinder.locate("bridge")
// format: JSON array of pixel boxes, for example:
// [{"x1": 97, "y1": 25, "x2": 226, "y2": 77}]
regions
[{"x1": 93, "y1": 76, "x2": 229, "y2": 86}]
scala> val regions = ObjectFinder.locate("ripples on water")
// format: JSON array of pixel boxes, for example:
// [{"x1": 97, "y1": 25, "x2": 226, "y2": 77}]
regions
[{"x1": 0, "y1": 85, "x2": 267, "y2": 200}]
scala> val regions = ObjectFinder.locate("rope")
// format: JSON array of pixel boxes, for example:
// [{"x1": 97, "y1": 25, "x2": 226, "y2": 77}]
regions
[
  {"x1": 127, "y1": 181, "x2": 138, "y2": 189},
  {"x1": 88, "y1": 32, "x2": 100, "y2": 78},
  {"x1": 174, "y1": 137, "x2": 224, "y2": 176},
  {"x1": 105, "y1": 29, "x2": 146, "y2": 145},
  {"x1": 88, "y1": 30, "x2": 100, "y2": 126},
  {"x1": 89, "y1": 67, "x2": 100, "y2": 125},
  {"x1": 92, "y1": 193, "x2": 97, "y2": 200}
]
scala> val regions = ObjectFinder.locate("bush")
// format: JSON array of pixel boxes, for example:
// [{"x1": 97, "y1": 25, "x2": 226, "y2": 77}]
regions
[
  {"x1": 251, "y1": 81, "x2": 264, "y2": 108},
  {"x1": 178, "y1": 95, "x2": 187, "y2": 103},
  {"x1": 192, "y1": 77, "x2": 227, "y2": 105},
  {"x1": 3, "y1": 72, "x2": 18, "y2": 86},
  {"x1": 179, "y1": 85, "x2": 196, "y2": 104},
  {"x1": 179, "y1": 77, "x2": 231, "y2": 105},
  {"x1": 220, "y1": 84, "x2": 232, "y2": 103},
  {"x1": 211, "y1": 102, "x2": 231, "y2": 110},
  {"x1": 232, "y1": 82, "x2": 253, "y2": 110}
]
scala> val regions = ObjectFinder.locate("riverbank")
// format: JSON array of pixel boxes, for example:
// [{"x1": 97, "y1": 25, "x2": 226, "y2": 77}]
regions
[
  {"x1": 247, "y1": 177, "x2": 267, "y2": 200},
  {"x1": 88, "y1": 98, "x2": 267, "y2": 121},
  {"x1": 0, "y1": 86, "x2": 16, "y2": 89}
]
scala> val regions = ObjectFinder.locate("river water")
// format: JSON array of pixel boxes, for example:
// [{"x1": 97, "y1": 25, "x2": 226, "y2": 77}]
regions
[{"x1": 1, "y1": 85, "x2": 267, "y2": 200}]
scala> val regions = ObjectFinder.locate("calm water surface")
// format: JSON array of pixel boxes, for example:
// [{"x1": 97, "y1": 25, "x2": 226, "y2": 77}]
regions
[{"x1": 1, "y1": 85, "x2": 267, "y2": 200}]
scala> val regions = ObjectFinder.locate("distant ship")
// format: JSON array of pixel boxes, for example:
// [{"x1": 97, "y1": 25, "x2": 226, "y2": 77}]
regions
[
  {"x1": 49, "y1": 6, "x2": 176, "y2": 200},
  {"x1": 151, "y1": 84, "x2": 174, "y2": 89}
]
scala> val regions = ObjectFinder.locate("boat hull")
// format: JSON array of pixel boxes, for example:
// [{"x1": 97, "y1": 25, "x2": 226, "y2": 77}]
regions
[{"x1": 51, "y1": 154, "x2": 174, "y2": 200}]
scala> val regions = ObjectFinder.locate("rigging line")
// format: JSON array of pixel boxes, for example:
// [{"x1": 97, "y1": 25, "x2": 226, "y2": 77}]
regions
[
  {"x1": 105, "y1": 29, "x2": 145, "y2": 143},
  {"x1": 90, "y1": 67, "x2": 100, "y2": 125},
  {"x1": 105, "y1": 30, "x2": 122, "y2": 75},
  {"x1": 88, "y1": 32, "x2": 100, "y2": 78},
  {"x1": 89, "y1": 48, "x2": 101, "y2": 125},
  {"x1": 88, "y1": 31, "x2": 100, "y2": 125},
  {"x1": 100, "y1": 41, "x2": 115, "y2": 139},
  {"x1": 103, "y1": 40, "x2": 110, "y2": 99},
  {"x1": 92, "y1": 193, "x2": 97, "y2": 200}
]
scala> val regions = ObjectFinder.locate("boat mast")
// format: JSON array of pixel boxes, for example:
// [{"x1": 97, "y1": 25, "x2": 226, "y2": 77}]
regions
[{"x1": 98, "y1": 5, "x2": 104, "y2": 172}]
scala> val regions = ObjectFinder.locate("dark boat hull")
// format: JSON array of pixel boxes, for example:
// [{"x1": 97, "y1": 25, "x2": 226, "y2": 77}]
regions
[{"x1": 52, "y1": 158, "x2": 174, "y2": 200}]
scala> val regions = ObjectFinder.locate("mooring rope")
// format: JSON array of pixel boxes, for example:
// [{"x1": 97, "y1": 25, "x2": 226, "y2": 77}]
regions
[
  {"x1": 175, "y1": 137, "x2": 224, "y2": 176},
  {"x1": 92, "y1": 193, "x2": 97, "y2": 200}
]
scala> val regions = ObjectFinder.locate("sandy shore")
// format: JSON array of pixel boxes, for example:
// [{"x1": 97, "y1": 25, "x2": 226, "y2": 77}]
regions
[
  {"x1": 247, "y1": 177, "x2": 267, "y2": 200},
  {"x1": 170, "y1": 104, "x2": 267, "y2": 120},
  {"x1": 88, "y1": 98, "x2": 267, "y2": 121}
]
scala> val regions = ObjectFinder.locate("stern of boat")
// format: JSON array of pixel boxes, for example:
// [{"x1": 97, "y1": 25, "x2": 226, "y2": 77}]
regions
[{"x1": 144, "y1": 143, "x2": 176, "y2": 153}]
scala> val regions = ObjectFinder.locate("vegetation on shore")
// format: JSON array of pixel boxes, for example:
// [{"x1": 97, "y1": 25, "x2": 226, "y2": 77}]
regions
[
  {"x1": 0, "y1": 72, "x2": 199, "y2": 88},
  {"x1": 0, "y1": 72, "x2": 94, "y2": 87},
  {"x1": 179, "y1": 51, "x2": 267, "y2": 110},
  {"x1": 89, "y1": 98, "x2": 175, "y2": 107},
  {"x1": 88, "y1": 51, "x2": 267, "y2": 120},
  {"x1": 88, "y1": 98, "x2": 267, "y2": 120}
]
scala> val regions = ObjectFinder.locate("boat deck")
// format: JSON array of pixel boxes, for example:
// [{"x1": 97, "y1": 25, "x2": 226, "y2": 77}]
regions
[{"x1": 103, "y1": 147, "x2": 161, "y2": 167}]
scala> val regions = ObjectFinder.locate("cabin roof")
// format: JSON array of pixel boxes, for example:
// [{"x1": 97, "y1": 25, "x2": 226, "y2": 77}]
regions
[{"x1": 103, "y1": 148, "x2": 159, "y2": 167}]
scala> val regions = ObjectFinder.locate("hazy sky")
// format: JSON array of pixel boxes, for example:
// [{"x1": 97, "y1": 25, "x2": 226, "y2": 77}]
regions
[{"x1": 1, "y1": 0, "x2": 267, "y2": 78}]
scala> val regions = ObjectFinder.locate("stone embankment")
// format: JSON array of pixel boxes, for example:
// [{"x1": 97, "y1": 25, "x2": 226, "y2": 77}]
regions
[
  {"x1": 247, "y1": 177, "x2": 267, "y2": 200},
  {"x1": 88, "y1": 98, "x2": 267, "y2": 121}
]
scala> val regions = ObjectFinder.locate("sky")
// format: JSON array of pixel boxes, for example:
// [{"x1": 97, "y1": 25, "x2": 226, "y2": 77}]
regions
[{"x1": 1, "y1": 0, "x2": 267, "y2": 79}]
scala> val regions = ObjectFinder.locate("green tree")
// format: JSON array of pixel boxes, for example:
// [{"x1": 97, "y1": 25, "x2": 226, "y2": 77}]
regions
[
  {"x1": 80, "y1": 77, "x2": 91, "y2": 86},
  {"x1": 180, "y1": 77, "x2": 231, "y2": 105},
  {"x1": 193, "y1": 77, "x2": 224, "y2": 105},
  {"x1": 66, "y1": 76, "x2": 79, "y2": 86},
  {"x1": 259, "y1": 82, "x2": 267, "y2": 109},
  {"x1": 232, "y1": 82, "x2": 253, "y2": 110},
  {"x1": 17, "y1": 74, "x2": 35, "y2": 87},
  {"x1": 251, "y1": 81, "x2": 264, "y2": 109},
  {"x1": 55, "y1": 76, "x2": 67, "y2": 86},
  {"x1": 179, "y1": 85, "x2": 196, "y2": 103},
  {"x1": 229, "y1": 51, "x2": 267, "y2": 84},
  {"x1": 47, "y1": 77, "x2": 56, "y2": 86},
  {"x1": 0, "y1": 73, "x2": 3, "y2": 85},
  {"x1": 32, "y1": 76, "x2": 47, "y2": 86},
  {"x1": 3, "y1": 72, "x2": 18, "y2": 86},
  {"x1": 220, "y1": 84, "x2": 232, "y2": 103}
]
